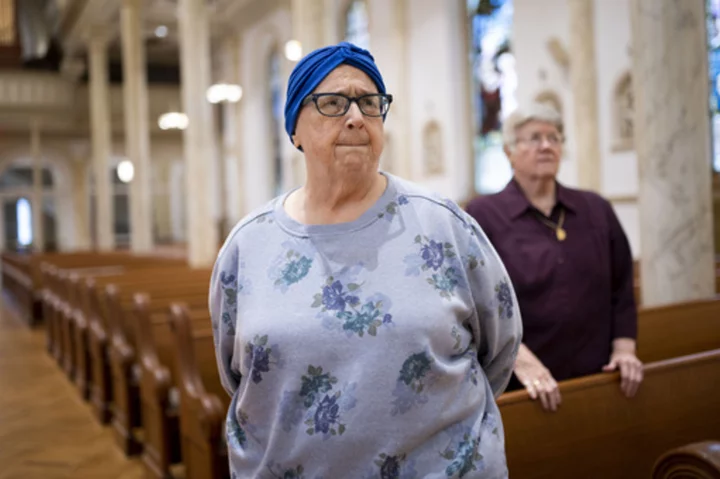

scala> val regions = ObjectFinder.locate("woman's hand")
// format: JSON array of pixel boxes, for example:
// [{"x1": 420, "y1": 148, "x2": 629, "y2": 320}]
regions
[
  {"x1": 603, "y1": 338, "x2": 643, "y2": 398},
  {"x1": 513, "y1": 344, "x2": 561, "y2": 412}
]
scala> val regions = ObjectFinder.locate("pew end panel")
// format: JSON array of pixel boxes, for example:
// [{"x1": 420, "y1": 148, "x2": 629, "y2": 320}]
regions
[
  {"x1": 169, "y1": 303, "x2": 229, "y2": 479},
  {"x1": 653, "y1": 441, "x2": 720, "y2": 479},
  {"x1": 69, "y1": 274, "x2": 92, "y2": 400},
  {"x1": 106, "y1": 284, "x2": 143, "y2": 456},
  {"x1": 86, "y1": 278, "x2": 114, "y2": 424},
  {"x1": 41, "y1": 265, "x2": 60, "y2": 356},
  {"x1": 135, "y1": 294, "x2": 181, "y2": 479}
]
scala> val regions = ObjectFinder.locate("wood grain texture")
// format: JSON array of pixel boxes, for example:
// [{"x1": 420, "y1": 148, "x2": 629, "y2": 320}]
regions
[{"x1": 0, "y1": 299, "x2": 144, "y2": 479}]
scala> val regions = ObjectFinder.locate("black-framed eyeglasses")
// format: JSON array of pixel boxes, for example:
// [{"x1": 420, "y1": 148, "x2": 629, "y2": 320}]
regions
[{"x1": 302, "y1": 93, "x2": 393, "y2": 117}]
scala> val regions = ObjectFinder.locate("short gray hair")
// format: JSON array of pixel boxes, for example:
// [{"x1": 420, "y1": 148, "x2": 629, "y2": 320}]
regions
[{"x1": 502, "y1": 102, "x2": 564, "y2": 148}]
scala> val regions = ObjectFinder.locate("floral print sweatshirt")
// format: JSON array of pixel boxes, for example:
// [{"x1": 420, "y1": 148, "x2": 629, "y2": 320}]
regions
[{"x1": 209, "y1": 173, "x2": 522, "y2": 479}]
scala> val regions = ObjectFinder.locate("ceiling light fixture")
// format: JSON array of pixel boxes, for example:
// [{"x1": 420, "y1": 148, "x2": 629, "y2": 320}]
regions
[
  {"x1": 158, "y1": 112, "x2": 189, "y2": 130},
  {"x1": 206, "y1": 83, "x2": 243, "y2": 104},
  {"x1": 117, "y1": 160, "x2": 135, "y2": 183},
  {"x1": 284, "y1": 40, "x2": 302, "y2": 62}
]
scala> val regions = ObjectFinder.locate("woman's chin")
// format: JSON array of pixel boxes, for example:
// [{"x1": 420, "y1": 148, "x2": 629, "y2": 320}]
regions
[{"x1": 337, "y1": 153, "x2": 377, "y2": 171}]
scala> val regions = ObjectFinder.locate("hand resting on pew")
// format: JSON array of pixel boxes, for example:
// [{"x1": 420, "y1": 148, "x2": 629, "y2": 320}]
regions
[
  {"x1": 602, "y1": 337, "x2": 643, "y2": 398},
  {"x1": 513, "y1": 343, "x2": 561, "y2": 412},
  {"x1": 513, "y1": 337, "x2": 643, "y2": 411}
]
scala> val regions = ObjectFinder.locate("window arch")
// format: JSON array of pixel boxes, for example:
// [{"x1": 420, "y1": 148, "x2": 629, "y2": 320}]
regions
[
  {"x1": 0, "y1": 164, "x2": 57, "y2": 251},
  {"x1": 344, "y1": 0, "x2": 370, "y2": 50}
]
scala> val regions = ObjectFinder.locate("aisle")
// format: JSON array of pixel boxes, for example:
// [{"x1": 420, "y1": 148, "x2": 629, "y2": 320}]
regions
[{"x1": 0, "y1": 299, "x2": 144, "y2": 479}]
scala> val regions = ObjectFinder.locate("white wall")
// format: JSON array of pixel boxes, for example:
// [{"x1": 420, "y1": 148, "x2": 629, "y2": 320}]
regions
[{"x1": 594, "y1": 0, "x2": 640, "y2": 258}]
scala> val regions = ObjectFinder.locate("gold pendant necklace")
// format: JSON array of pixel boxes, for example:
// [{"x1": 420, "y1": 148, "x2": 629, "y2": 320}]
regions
[
  {"x1": 537, "y1": 208, "x2": 567, "y2": 242},
  {"x1": 556, "y1": 227, "x2": 567, "y2": 241}
]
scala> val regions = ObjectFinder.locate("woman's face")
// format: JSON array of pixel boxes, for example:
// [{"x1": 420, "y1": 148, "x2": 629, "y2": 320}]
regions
[
  {"x1": 507, "y1": 120, "x2": 563, "y2": 180},
  {"x1": 292, "y1": 65, "x2": 385, "y2": 176}
]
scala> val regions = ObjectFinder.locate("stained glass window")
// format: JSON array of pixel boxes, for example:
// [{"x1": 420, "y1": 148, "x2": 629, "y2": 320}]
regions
[
  {"x1": 706, "y1": 0, "x2": 720, "y2": 172},
  {"x1": 467, "y1": 0, "x2": 516, "y2": 194}
]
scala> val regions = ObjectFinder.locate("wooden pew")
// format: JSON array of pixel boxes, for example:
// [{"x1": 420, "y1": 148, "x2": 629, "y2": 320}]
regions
[
  {"x1": 169, "y1": 304, "x2": 230, "y2": 479},
  {"x1": 51, "y1": 262, "x2": 190, "y2": 386},
  {"x1": 80, "y1": 268, "x2": 210, "y2": 424},
  {"x1": 653, "y1": 441, "x2": 720, "y2": 479},
  {"x1": 135, "y1": 295, "x2": 216, "y2": 478},
  {"x1": 2, "y1": 250, "x2": 176, "y2": 326},
  {"x1": 1, "y1": 251, "x2": 37, "y2": 325},
  {"x1": 39, "y1": 254, "x2": 185, "y2": 360},
  {"x1": 106, "y1": 283, "x2": 210, "y2": 455},
  {"x1": 498, "y1": 349, "x2": 720, "y2": 479},
  {"x1": 637, "y1": 296, "x2": 720, "y2": 363}
]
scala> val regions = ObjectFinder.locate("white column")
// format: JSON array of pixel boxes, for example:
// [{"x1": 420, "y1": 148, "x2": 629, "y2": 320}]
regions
[
  {"x1": 220, "y1": 35, "x2": 245, "y2": 226},
  {"x1": 121, "y1": 0, "x2": 153, "y2": 253},
  {"x1": 366, "y1": 0, "x2": 411, "y2": 180},
  {"x1": 30, "y1": 120, "x2": 44, "y2": 252},
  {"x1": 292, "y1": 0, "x2": 326, "y2": 54},
  {"x1": 88, "y1": 31, "x2": 115, "y2": 251},
  {"x1": 630, "y1": 0, "x2": 716, "y2": 306},
  {"x1": 567, "y1": 0, "x2": 602, "y2": 192},
  {"x1": 178, "y1": 0, "x2": 219, "y2": 267},
  {"x1": 71, "y1": 160, "x2": 92, "y2": 250},
  {"x1": 323, "y1": 0, "x2": 340, "y2": 44}
]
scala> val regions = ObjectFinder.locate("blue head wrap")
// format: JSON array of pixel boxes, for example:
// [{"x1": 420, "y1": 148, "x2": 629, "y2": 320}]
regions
[{"x1": 284, "y1": 42, "x2": 387, "y2": 146}]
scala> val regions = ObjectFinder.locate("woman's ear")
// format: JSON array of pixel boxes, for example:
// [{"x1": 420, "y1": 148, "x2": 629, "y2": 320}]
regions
[
  {"x1": 292, "y1": 134, "x2": 301, "y2": 149},
  {"x1": 503, "y1": 145, "x2": 515, "y2": 168}
]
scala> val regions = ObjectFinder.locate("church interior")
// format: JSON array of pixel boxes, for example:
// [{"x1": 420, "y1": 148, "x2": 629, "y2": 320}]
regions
[{"x1": 0, "y1": 0, "x2": 719, "y2": 477}]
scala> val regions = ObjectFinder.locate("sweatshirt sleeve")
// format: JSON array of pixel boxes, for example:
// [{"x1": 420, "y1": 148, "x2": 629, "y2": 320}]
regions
[
  {"x1": 208, "y1": 240, "x2": 242, "y2": 396},
  {"x1": 460, "y1": 210, "x2": 523, "y2": 398}
]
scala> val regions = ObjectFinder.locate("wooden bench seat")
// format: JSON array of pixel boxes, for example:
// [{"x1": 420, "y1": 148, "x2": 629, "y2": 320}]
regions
[
  {"x1": 41, "y1": 264, "x2": 125, "y2": 361},
  {"x1": 41, "y1": 259, "x2": 189, "y2": 364},
  {"x1": 80, "y1": 269, "x2": 211, "y2": 424},
  {"x1": 498, "y1": 349, "x2": 720, "y2": 479},
  {"x1": 3, "y1": 250, "x2": 185, "y2": 326},
  {"x1": 169, "y1": 304, "x2": 230, "y2": 479},
  {"x1": 51, "y1": 265, "x2": 204, "y2": 386}
]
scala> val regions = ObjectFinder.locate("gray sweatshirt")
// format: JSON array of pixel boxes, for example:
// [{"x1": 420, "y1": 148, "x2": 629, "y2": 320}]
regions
[{"x1": 209, "y1": 173, "x2": 522, "y2": 479}]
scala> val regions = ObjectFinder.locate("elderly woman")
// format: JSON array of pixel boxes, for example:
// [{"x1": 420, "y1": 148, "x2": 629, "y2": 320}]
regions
[
  {"x1": 465, "y1": 103, "x2": 643, "y2": 413},
  {"x1": 209, "y1": 42, "x2": 522, "y2": 478}
]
